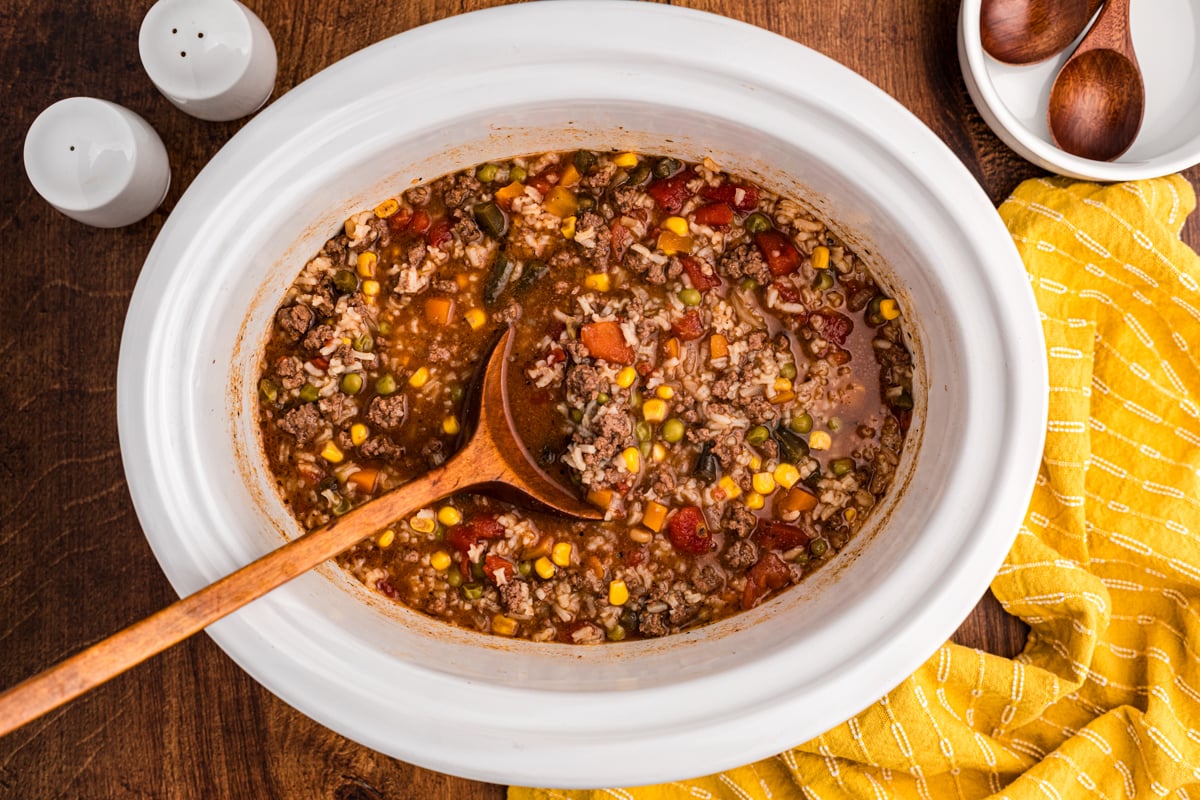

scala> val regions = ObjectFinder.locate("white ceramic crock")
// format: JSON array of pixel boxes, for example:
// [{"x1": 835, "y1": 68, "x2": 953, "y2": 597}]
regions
[{"x1": 117, "y1": 1, "x2": 1047, "y2": 788}]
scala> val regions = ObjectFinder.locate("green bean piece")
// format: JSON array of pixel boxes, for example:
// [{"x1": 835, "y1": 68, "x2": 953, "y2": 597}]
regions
[
  {"x1": 375, "y1": 373, "x2": 397, "y2": 396},
  {"x1": 576, "y1": 195, "x2": 595, "y2": 212},
  {"x1": 828, "y1": 416, "x2": 842, "y2": 432},
  {"x1": 509, "y1": 165, "x2": 528, "y2": 183},
  {"x1": 892, "y1": 390, "x2": 915, "y2": 411},
  {"x1": 471, "y1": 561, "x2": 485, "y2": 580},
  {"x1": 299, "y1": 383, "x2": 320, "y2": 403},
  {"x1": 483, "y1": 251, "x2": 515, "y2": 306},
  {"x1": 653, "y1": 157, "x2": 679, "y2": 179},
  {"x1": 774, "y1": 426, "x2": 810, "y2": 462},
  {"x1": 619, "y1": 609, "x2": 639, "y2": 630},
  {"x1": 353, "y1": 333, "x2": 374, "y2": 353},
  {"x1": 447, "y1": 570, "x2": 463, "y2": 588},
  {"x1": 627, "y1": 162, "x2": 651, "y2": 186},
  {"x1": 809, "y1": 539, "x2": 829, "y2": 558},
  {"x1": 661, "y1": 418, "x2": 685, "y2": 443},
  {"x1": 518, "y1": 560, "x2": 533, "y2": 578},
  {"x1": 635, "y1": 421, "x2": 652, "y2": 443},
  {"x1": 745, "y1": 212, "x2": 771, "y2": 234},
  {"x1": 693, "y1": 442, "x2": 718, "y2": 483},
  {"x1": 831, "y1": 457, "x2": 855, "y2": 477},
  {"x1": 333, "y1": 269, "x2": 358, "y2": 294},
  {"x1": 813, "y1": 271, "x2": 835, "y2": 291},
  {"x1": 475, "y1": 163, "x2": 499, "y2": 183},
  {"x1": 630, "y1": 389, "x2": 642, "y2": 410},
  {"x1": 746, "y1": 425, "x2": 770, "y2": 446},
  {"x1": 449, "y1": 383, "x2": 465, "y2": 403},
  {"x1": 790, "y1": 412, "x2": 814, "y2": 434},
  {"x1": 258, "y1": 378, "x2": 278, "y2": 404},
  {"x1": 339, "y1": 373, "x2": 364, "y2": 395},
  {"x1": 779, "y1": 362, "x2": 797, "y2": 380},
  {"x1": 792, "y1": 550, "x2": 810, "y2": 564},
  {"x1": 516, "y1": 259, "x2": 549, "y2": 293},
  {"x1": 570, "y1": 408, "x2": 584, "y2": 423},
  {"x1": 473, "y1": 202, "x2": 507, "y2": 239},
  {"x1": 332, "y1": 495, "x2": 352, "y2": 516},
  {"x1": 607, "y1": 625, "x2": 627, "y2": 642},
  {"x1": 609, "y1": 169, "x2": 630, "y2": 188},
  {"x1": 639, "y1": 441, "x2": 652, "y2": 458},
  {"x1": 596, "y1": 392, "x2": 611, "y2": 405},
  {"x1": 462, "y1": 582, "x2": 483, "y2": 600},
  {"x1": 377, "y1": 321, "x2": 393, "y2": 336},
  {"x1": 678, "y1": 288, "x2": 702, "y2": 307},
  {"x1": 574, "y1": 150, "x2": 597, "y2": 174}
]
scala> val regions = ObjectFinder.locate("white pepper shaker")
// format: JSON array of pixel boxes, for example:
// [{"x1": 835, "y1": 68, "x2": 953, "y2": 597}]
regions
[
  {"x1": 23, "y1": 98, "x2": 171, "y2": 228},
  {"x1": 139, "y1": 0, "x2": 277, "y2": 122}
]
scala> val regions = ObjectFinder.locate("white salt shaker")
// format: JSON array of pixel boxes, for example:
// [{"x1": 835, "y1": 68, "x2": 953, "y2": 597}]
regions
[
  {"x1": 23, "y1": 98, "x2": 171, "y2": 228},
  {"x1": 139, "y1": 0, "x2": 277, "y2": 122}
]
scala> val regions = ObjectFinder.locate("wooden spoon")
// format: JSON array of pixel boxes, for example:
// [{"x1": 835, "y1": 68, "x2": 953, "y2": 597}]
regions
[
  {"x1": 980, "y1": 0, "x2": 1103, "y2": 65},
  {"x1": 0, "y1": 326, "x2": 600, "y2": 737},
  {"x1": 1047, "y1": 0, "x2": 1144, "y2": 162}
]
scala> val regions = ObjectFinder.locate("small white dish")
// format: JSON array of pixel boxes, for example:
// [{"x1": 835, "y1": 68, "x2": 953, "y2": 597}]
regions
[
  {"x1": 23, "y1": 97, "x2": 170, "y2": 228},
  {"x1": 959, "y1": 0, "x2": 1200, "y2": 181},
  {"x1": 139, "y1": 0, "x2": 277, "y2": 122}
]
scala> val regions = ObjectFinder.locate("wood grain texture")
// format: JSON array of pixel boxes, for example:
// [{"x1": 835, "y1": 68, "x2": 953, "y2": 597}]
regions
[{"x1": 0, "y1": 0, "x2": 1195, "y2": 797}]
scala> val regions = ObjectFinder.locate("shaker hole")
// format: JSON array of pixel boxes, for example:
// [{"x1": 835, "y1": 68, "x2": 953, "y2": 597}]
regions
[
  {"x1": 197, "y1": 32, "x2": 204, "y2": 38},
  {"x1": 180, "y1": 51, "x2": 187, "y2": 57},
  {"x1": 171, "y1": 28, "x2": 177, "y2": 34},
  {"x1": 69, "y1": 146, "x2": 75, "y2": 151}
]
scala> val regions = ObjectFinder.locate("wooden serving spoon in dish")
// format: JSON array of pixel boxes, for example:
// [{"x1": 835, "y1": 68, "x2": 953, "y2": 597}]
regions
[
  {"x1": 980, "y1": 0, "x2": 1103, "y2": 65},
  {"x1": 0, "y1": 326, "x2": 600, "y2": 737},
  {"x1": 1047, "y1": 0, "x2": 1145, "y2": 161}
]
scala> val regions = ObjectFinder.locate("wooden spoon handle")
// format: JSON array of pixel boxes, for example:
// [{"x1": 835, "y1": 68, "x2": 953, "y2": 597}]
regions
[{"x1": 0, "y1": 456, "x2": 476, "y2": 737}]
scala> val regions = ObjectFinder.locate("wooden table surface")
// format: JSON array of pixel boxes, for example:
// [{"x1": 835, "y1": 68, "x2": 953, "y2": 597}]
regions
[{"x1": 2, "y1": 0, "x2": 1197, "y2": 797}]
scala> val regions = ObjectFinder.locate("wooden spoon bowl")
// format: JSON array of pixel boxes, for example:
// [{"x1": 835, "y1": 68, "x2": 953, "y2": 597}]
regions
[{"x1": 980, "y1": 0, "x2": 1102, "y2": 65}]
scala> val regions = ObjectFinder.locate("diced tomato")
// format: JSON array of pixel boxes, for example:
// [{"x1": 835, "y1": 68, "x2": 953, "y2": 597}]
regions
[
  {"x1": 668, "y1": 506, "x2": 714, "y2": 554},
  {"x1": 691, "y1": 202, "x2": 735, "y2": 226},
  {"x1": 670, "y1": 310, "x2": 706, "y2": 341},
  {"x1": 646, "y1": 168, "x2": 696, "y2": 214},
  {"x1": 386, "y1": 207, "x2": 413, "y2": 232},
  {"x1": 680, "y1": 256, "x2": 722, "y2": 291},
  {"x1": 700, "y1": 182, "x2": 760, "y2": 211},
  {"x1": 624, "y1": 547, "x2": 648, "y2": 567},
  {"x1": 812, "y1": 310, "x2": 854, "y2": 347},
  {"x1": 426, "y1": 218, "x2": 452, "y2": 248},
  {"x1": 610, "y1": 221, "x2": 634, "y2": 261},
  {"x1": 753, "y1": 520, "x2": 811, "y2": 551},
  {"x1": 446, "y1": 515, "x2": 506, "y2": 553},
  {"x1": 755, "y1": 230, "x2": 802, "y2": 276},
  {"x1": 741, "y1": 552, "x2": 792, "y2": 610},
  {"x1": 774, "y1": 282, "x2": 800, "y2": 304},
  {"x1": 580, "y1": 321, "x2": 635, "y2": 365},
  {"x1": 482, "y1": 554, "x2": 517, "y2": 585},
  {"x1": 635, "y1": 360, "x2": 654, "y2": 377},
  {"x1": 409, "y1": 209, "x2": 431, "y2": 234},
  {"x1": 309, "y1": 356, "x2": 329, "y2": 370},
  {"x1": 528, "y1": 167, "x2": 560, "y2": 196}
]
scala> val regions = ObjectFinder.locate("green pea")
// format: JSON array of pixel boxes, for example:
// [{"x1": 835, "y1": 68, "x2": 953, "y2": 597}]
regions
[
  {"x1": 740, "y1": 277, "x2": 759, "y2": 291},
  {"x1": 780, "y1": 363, "x2": 797, "y2": 380},
  {"x1": 518, "y1": 560, "x2": 533, "y2": 578},
  {"x1": 475, "y1": 163, "x2": 499, "y2": 183},
  {"x1": 635, "y1": 421, "x2": 652, "y2": 443},
  {"x1": 258, "y1": 378, "x2": 278, "y2": 404},
  {"x1": 333, "y1": 269, "x2": 358, "y2": 294},
  {"x1": 790, "y1": 412, "x2": 814, "y2": 434},
  {"x1": 831, "y1": 457, "x2": 855, "y2": 477},
  {"x1": 573, "y1": 150, "x2": 597, "y2": 174},
  {"x1": 745, "y1": 212, "x2": 771, "y2": 234},
  {"x1": 447, "y1": 570, "x2": 463, "y2": 588},
  {"x1": 828, "y1": 417, "x2": 842, "y2": 432},
  {"x1": 299, "y1": 383, "x2": 320, "y2": 403},
  {"x1": 353, "y1": 333, "x2": 374, "y2": 353},
  {"x1": 746, "y1": 425, "x2": 770, "y2": 446},
  {"x1": 813, "y1": 271, "x2": 835, "y2": 291},
  {"x1": 596, "y1": 392, "x2": 611, "y2": 405},
  {"x1": 509, "y1": 165, "x2": 528, "y2": 183},
  {"x1": 449, "y1": 383, "x2": 465, "y2": 403},
  {"x1": 375, "y1": 373, "x2": 397, "y2": 396},
  {"x1": 607, "y1": 625, "x2": 627, "y2": 642},
  {"x1": 474, "y1": 202, "x2": 507, "y2": 239},
  {"x1": 339, "y1": 373, "x2": 363, "y2": 395},
  {"x1": 662, "y1": 418, "x2": 685, "y2": 443},
  {"x1": 377, "y1": 321, "x2": 393, "y2": 336},
  {"x1": 462, "y1": 582, "x2": 483, "y2": 600},
  {"x1": 653, "y1": 157, "x2": 679, "y2": 179},
  {"x1": 678, "y1": 288, "x2": 702, "y2": 307},
  {"x1": 810, "y1": 539, "x2": 829, "y2": 558},
  {"x1": 570, "y1": 408, "x2": 584, "y2": 423}
]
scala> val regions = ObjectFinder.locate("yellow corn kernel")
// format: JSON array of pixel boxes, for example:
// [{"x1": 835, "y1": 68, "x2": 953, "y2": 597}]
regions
[
  {"x1": 361, "y1": 279, "x2": 381, "y2": 296},
  {"x1": 377, "y1": 529, "x2": 395, "y2": 548},
  {"x1": 749, "y1": 455, "x2": 762, "y2": 471},
  {"x1": 717, "y1": 475, "x2": 742, "y2": 500},
  {"x1": 844, "y1": 507, "x2": 858, "y2": 522},
  {"x1": 410, "y1": 515, "x2": 437, "y2": 534},
  {"x1": 373, "y1": 198, "x2": 399, "y2": 218},
  {"x1": 442, "y1": 415, "x2": 460, "y2": 435},
  {"x1": 534, "y1": 556, "x2": 556, "y2": 579},
  {"x1": 753, "y1": 472, "x2": 777, "y2": 494},
  {"x1": 356, "y1": 251, "x2": 378, "y2": 278},
  {"x1": 652, "y1": 442, "x2": 667, "y2": 463},
  {"x1": 320, "y1": 441, "x2": 344, "y2": 464},
  {"x1": 629, "y1": 527, "x2": 653, "y2": 544},
  {"x1": 437, "y1": 505, "x2": 463, "y2": 526},
  {"x1": 811, "y1": 245, "x2": 831, "y2": 270},
  {"x1": 613, "y1": 152, "x2": 639, "y2": 168},
  {"x1": 609, "y1": 579, "x2": 630, "y2": 606},
  {"x1": 408, "y1": 367, "x2": 429, "y2": 388},
  {"x1": 655, "y1": 385, "x2": 675, "y2": 400},
  {"x1": 464, "y1": 308, "x2": 487, "y2": 330},
  {"x1": 552, "y1": 542, "x2": 573, "y2": 567},
  {"x1": 809, "y1": 430, "x2": 832, "y2": 450},
  {"x1": 774, "y1": 463, "x2": 801, "y2": 489},
  {"x1": 430, "y1": 550, "x2": 451, "y2": 571},
  {"x1": 745, "y1": 492, "x2": 765, "y2": 511},
  {"x1": 561, "y1": 215, "x2": 577, "y2": 239},
  {"x1": 584, "y1": 273, "x2": 611, "y2": 292},
  {"x1": 616, "y1": 366, "x2": 637, "y2": 388},
  {"x1": 642, "y1": 501, "x2": 668, "y2": 532},
  {"x1": 773, "y1": 377, "x2": 792, "y2": 392},
  {"x1": 621, "y1": 446, "x2": 642, "y2": 473},
  {"x1": 642, "y1": 398, "x2": 667, "y2": 423},
  {"x1": 491, "y1": 614, "x2": 518, "y2": 636},
  {"x1": 662, "y1": 216, "x2": 689, "y2": 236},
  {"x1": 588, "y1": 489, "x2": 615, "y2": 510},
  {"x1": 350, "y1": 423, "x2": 368, "y2": 446},
  {"x1": 879, "y1": 298, "x2": 901, "y2": 320}
]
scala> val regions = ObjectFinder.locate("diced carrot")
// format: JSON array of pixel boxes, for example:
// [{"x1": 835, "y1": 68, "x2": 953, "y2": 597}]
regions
[
  {"x1": 657, "y1": 230, "x2": 693, "y2": 255},
  {"x1": 347, "y1": 468, "x2": 379, "y2": 493},
  {"x1": 709, "y1": 333, "x2": 729, "y2": 360},
  {"x1": 424, "y1": 296, "x2": 455, "y2": 325},
  {"x1": 642, "y1": 501, "x2": 668, "y2": 532},
  {"x1": 776, "y1": 487, "x2": 818, "y2": 515},
  {"x1": 663, "y1": 337, "x2": 680, "y2": 360},
  {"x1": 543, "y1": 186, "x2": 579, "y2": 218},
  {"x1": 585, "y1": 554, "x2": 606, "y2": 580},
  {"x1": 409, "y1": 209, "x2": 430, "y2": 233},
  {"x1": 494, "y1": 181, "x2": 526, "y2": 208},
  {"x1": 580, "y1": 321, "x2": 635, "y2": 365},
  {"x1": 769, "y1": 390, "x2": 796, "y2": 405},
  {"x1": 559, "y1": 163, "x2": 581, "y2": 187},
  {"x1": 587, "y1": 489, "x2": 615, "y2": 510}
]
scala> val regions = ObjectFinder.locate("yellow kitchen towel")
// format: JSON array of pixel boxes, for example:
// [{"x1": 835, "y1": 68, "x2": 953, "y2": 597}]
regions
[{"x1": 513, "y1": 174, "x2": 1200, "y2": 799}]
